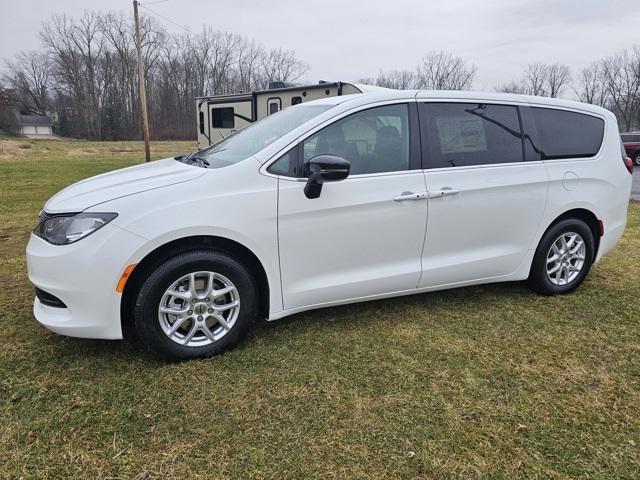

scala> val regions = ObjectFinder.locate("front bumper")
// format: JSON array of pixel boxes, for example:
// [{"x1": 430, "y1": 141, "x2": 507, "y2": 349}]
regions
[{"x1": 26, "y1": 223, "x2": 147, "y2": 339}]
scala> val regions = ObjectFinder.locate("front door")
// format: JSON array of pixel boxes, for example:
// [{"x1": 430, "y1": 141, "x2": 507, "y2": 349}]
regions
[
  {"x1": 417, "y1": 101, "x2": 549, "y2": 288},
  {"x1": 277, "y1": 103, "x2": 428, "y2": 310}
]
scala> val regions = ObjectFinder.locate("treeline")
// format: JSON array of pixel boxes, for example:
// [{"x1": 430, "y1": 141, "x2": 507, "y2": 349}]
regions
[
  {"x1": 1, "y1": 10, "x2": 308, "y2": 140},
  {"x1": 1, "y1": 9, "x2": 639, "y2": 140},
  {"x1": 362, "y1": 48, "x2": 640, "y2": 132}
]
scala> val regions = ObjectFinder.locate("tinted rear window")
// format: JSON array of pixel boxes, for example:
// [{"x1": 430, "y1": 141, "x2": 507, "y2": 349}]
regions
[
  {"x1": 531, "y1": 108, "x2": 604, "y2": 160},
  {"x1": 621, "y1": 134, "x2": 640, "y2": 143}
]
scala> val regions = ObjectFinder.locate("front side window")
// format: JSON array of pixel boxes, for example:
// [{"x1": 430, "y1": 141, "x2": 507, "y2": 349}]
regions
[
  {"x1": 423, "y1": 103, "x2": 523, "y2": 168},
  {"x1": 196, "y1": 105, "x2": 331, "y2": 168},
  {"x1": 211, "y1": 107, "x2": 234, "y2": 129},
  {"x1": 530, "y1": 107, "x2": 604, "y2": 159},
  {"x1": 303, "y1": 103, "x2": 410, "y2": 175}
]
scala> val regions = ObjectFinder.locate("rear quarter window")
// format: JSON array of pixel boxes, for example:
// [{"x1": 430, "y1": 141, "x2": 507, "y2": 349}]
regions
[{"x1": 531, "y1": 107, "x2": 604, "y2": 160}]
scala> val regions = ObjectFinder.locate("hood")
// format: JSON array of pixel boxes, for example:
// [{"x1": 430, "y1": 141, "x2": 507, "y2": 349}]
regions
[{"x1": 44, "y1": 158, "x2": 206, "y2": 213}]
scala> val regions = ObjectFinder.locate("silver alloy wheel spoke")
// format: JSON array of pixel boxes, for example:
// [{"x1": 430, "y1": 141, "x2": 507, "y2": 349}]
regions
[
  {"x1": 159, "y1": 306, "x2": 189, "y2": 315},
  {"x1": 546, "y1": 231, "x2": 586, "y2": 286},
  {"x1": 547, "y1": 262, "x2": 562, "y2": 274},
  {"x1": 213, "y1": 313, "x2": 231, "y2": 331},
  {"x1": 188, "y1": 273, "x2": 198, "y2": 298},
  {"x1": 168, "y1": 316, "x2": 189, "y2": 336},
  {"x1": 201, "y1": 324, "x2": 218, "y2": 342},
  {"x1": 170, "y1": 290, "x2": 191, "y2": 301},
  {"x1": 206, "y1": 272, "x2": 216, "y2": 297},
  {"x1": 158, "y1": 270, "x2": 241, "y2": 348},
  {"x1": 183, "y1": 322, "x2": 198, "y2": 345},
  {"x1": 213, "y1": 285, "x2": 236, "y2": 298},
  {"x1": 215, "y1": 300, "x2": 239, "y2": 311}
]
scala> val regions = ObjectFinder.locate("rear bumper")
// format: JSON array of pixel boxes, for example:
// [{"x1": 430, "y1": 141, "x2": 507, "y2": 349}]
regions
[
  {"x1": 595, "y1": 220, "x2": 626, "y2": 263},
  {"x1": 26, "y1": 223, "x2": 147, "y2": 340}
]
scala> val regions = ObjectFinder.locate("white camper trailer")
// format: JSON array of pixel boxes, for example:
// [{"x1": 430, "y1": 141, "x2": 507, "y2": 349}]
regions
[{"x1": 196, "y1": 81, "x2": 363, "y2": 149}]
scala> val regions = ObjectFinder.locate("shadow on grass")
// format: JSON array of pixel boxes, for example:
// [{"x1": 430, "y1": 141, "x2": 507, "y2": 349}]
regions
[
  {"x1": 257, "y1": 280, "x2": 535, "y2": 330},
  {"x1": 36, "y1": 280, "x2": 536, "y2": 364}
]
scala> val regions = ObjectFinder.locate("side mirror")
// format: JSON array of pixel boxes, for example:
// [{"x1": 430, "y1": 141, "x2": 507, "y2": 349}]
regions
[{"x1": 304, "y1": 155, "x2": 350, "y2": 199}]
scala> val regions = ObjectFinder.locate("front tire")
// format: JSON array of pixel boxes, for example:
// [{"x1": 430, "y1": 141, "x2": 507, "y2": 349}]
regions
[
  {"x1": 528, "y1": 218, "x2": 595, "y2": 296},
  {"x1": 134, "y1": 250, "x2": 257, "y2": 359},
  {"x1": 634, "y1": 153, "x2": 640, "y2": 166}
]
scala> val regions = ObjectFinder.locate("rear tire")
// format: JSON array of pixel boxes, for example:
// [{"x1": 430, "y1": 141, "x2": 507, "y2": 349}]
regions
[
  {"x1": 528, "y1": 218, "x2": 595, "y2": 296},
  {"x1": 134, "y1": 250, "x2": 257, "y2": 360},
  {"x1": 634, "y1": 153, "x2": 640, "y2": 166}
]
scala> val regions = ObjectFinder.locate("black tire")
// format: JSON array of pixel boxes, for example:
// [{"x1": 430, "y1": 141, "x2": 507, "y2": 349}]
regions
[
  {"x1": 134, "y1": 250, "x2": 257, "y2": 360},
  {"x1": 528, "y1": 218, "x2": 595, "y2": 296},
  {"x1": 634, "y1": 153, "x2": 640, "y2": 166}
]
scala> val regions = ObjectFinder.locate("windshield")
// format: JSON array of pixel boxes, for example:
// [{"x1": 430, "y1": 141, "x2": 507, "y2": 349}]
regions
[{"x1": 195, "y1": 105, "x2": 332, "y2": 168}]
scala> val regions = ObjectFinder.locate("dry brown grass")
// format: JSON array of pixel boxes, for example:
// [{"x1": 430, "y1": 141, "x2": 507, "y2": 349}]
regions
[{"x1": 0, "y1": 139, "x2": 32, "y2": 160}]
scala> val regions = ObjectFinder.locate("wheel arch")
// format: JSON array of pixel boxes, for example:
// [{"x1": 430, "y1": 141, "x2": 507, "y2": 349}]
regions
[
  {"x1": 538, "y1": 208, "x2": 601, "y2": 261},
  {"x1": 120, "y1": 235, "x2": 270, "y2": 338}
]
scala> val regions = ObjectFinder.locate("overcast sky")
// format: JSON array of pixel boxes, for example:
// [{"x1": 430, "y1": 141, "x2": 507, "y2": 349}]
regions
[{"x1": 2, "y1": 0, "x2": 639, "y2": 95}]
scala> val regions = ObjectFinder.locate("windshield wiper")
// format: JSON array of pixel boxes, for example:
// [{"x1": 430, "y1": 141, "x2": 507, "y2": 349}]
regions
[{"x1": 175, "y1": 152, "x2": 210, "y2": 168}]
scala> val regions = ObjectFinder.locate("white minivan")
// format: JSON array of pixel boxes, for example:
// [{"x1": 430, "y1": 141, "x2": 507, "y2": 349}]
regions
[{"x1": 27, "y1": 90, "x2": 634, "y2": 359}]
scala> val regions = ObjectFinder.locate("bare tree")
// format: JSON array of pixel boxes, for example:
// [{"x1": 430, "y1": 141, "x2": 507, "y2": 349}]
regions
[
  {"x1": 546, "y1": 63, "x2": 571, "y2": 98},
  {"x1": 261, "y1": 48, "x2": 309, "y2": 86},
  {"x1": 495, "y1": 80, "x2": 527, "y2": 94},
  {"x1": 523, "y1": 63, "x2": 549, "y2": 96},
  {"x1": 500, "y1": 62, "x2": 571, "y2": 98},
  {"x1": 3, "y1": 51, "x2": 52, "y2": 115},
  {"x1": 575, "y1": 62, "x2": 609, "y2": 107},
  {"x1": 415, "y1": 51, "x2": 476, "y2": 90},
  {"x1": 375, "y1": 70, "x2": 416, "y2": 89},
  {"x1": 234, "y1": 38, "x2": 266, "y2": 92},
  {"x1": 40, "y1": 12, "x2": 108, "y2": 138},
  {"x1": 354, "y1": 77, "x2": 376, "y2": 86},
  {"x1": 600, "y1": 47, "x2": 640, "y2": 131}
]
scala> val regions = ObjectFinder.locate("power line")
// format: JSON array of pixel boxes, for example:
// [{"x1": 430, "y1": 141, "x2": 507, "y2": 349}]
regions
[{"x1": 139, "y1": 2, "x2": 190, "y2": 34}]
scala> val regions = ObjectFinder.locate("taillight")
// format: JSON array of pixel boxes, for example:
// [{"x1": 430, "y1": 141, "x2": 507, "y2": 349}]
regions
[{"x1": 623, "y1": 156, "x2": 634, "y2": 174}]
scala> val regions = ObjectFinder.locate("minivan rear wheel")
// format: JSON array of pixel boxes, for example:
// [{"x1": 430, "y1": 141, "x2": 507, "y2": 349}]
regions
[
  {"x1": 528, "y1": 218, "x2": 595, "y2": 295},
  {"x1": 134, "y1": 250, "x2": 257, "y2": 359}
]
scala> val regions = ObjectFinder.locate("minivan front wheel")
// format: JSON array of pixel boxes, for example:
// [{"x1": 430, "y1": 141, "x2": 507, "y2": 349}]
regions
[
  {"x1": 134, "y1": 250, "x2": 257, "y2": 359},
  {"x1": 528, "y1": 218, "x2": 595, "y2": 295}
]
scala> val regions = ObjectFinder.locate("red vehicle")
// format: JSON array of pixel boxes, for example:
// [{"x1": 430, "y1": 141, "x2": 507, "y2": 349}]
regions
[{"x1": 621, "y1": 132, "x2": 640, "y2": 165}]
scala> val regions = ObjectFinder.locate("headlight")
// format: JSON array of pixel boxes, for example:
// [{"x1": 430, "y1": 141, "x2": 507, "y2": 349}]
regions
[{"x1": 34, "y1": 212, "x2": 118, "y2": 245}]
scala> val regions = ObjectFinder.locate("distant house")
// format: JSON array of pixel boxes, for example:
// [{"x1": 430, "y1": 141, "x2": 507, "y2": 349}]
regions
[{"x1": 17, "y1": 114, "x2": 53, "y2": 136}]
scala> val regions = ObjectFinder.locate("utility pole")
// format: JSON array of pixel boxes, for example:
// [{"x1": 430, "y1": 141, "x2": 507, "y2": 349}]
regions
[{"x1": 133, "y1": 0, "x2": 151, "y2": 162}]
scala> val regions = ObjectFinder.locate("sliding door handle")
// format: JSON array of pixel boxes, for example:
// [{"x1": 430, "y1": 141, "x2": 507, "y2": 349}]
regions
[
  {"x1": 429, "y1": 187, "x2": 460, "y2": 198},
  {"x1": 393, "y1": 191, "x2": 428, "y2": 202}
]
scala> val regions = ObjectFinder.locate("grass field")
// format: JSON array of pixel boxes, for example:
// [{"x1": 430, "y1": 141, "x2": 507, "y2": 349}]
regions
[{"x1": 1, "y1": 138, "x2": 639, "y2": 479}]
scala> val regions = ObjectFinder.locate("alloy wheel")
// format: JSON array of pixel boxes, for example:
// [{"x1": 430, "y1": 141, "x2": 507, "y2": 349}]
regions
[
  {"x1": 158, "y1": 271, "x2": 240, "y2": 347},
  {"x1": 545, "y1": 232, "x2": 586, "y2": 286}
]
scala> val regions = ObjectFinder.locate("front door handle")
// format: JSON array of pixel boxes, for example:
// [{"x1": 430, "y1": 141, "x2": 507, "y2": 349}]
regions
[
  {"x1": 429, "y1": 187, "x2": 460, "y2": 199},
  {"x1": 393, "y1": 191, "x2": 428, "y2": 202}
]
